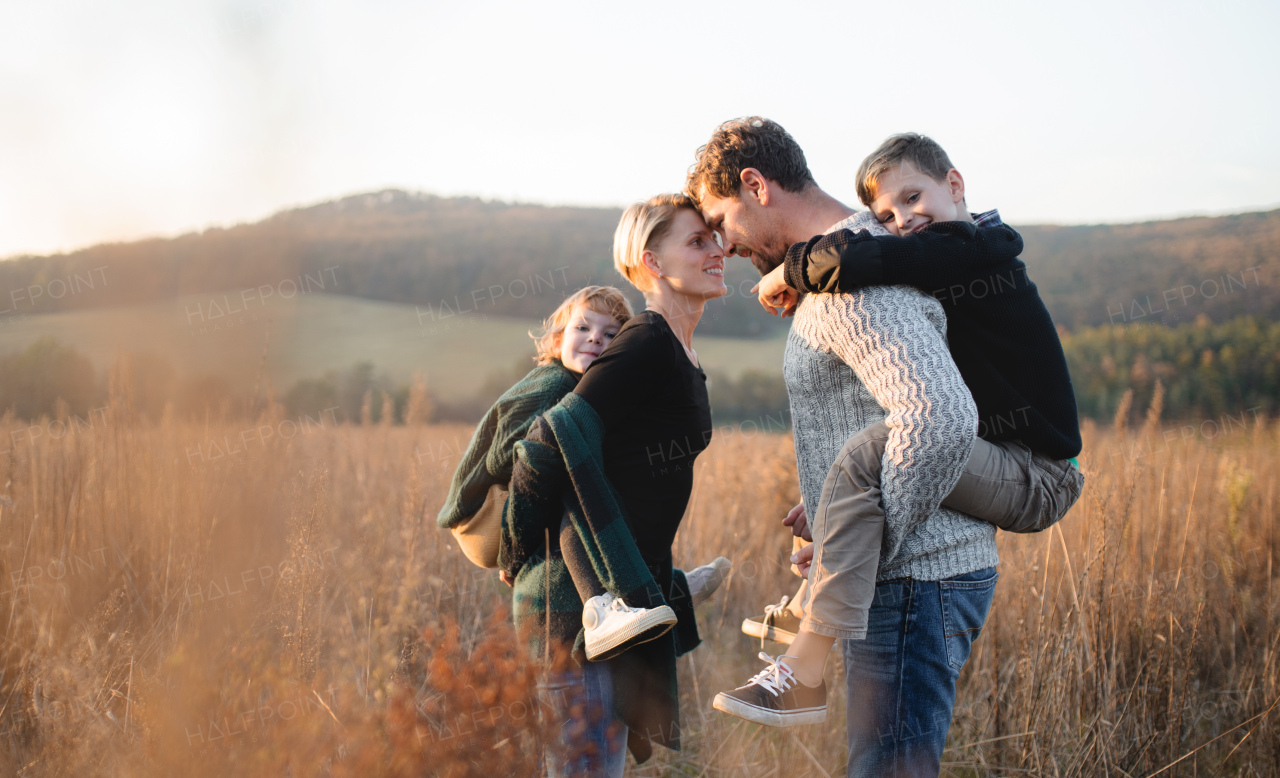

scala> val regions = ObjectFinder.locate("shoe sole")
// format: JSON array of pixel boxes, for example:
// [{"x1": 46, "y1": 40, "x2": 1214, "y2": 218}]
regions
[
  {"x1": 584, "y1": 605, "x2": 677, "y2": 660},
  {"x1": 588, "y1": 621, "x2": 673, "y2": 661},
  {"x1": 712, "y1": 692, "x2": 826, "y2": 727},
  {"x1": 741, "y1": 618, "x2": 797, "y2": 645}
]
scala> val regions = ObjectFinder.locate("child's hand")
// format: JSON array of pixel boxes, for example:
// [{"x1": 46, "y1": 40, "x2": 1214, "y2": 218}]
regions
[
  {"x1": 750, "y1": 265, "x2": 799, "y2": 317},
  {"x1": 781, "y1": 501, "x2": 811, "y2": 542},
  {"x1": 499, "y1": 570, "x2": 514, "y2": 587},
  {"x1": 790, "y1": 543, "x2": 814, "y2": 578}
]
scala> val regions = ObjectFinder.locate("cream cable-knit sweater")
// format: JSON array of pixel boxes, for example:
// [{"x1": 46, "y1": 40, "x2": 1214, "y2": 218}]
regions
[{"x1": 785, "y1": 212, "x2": 999, "y2": 581}]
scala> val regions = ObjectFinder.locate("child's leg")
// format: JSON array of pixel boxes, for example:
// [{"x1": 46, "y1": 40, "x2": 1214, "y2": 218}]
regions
[
  {"x1": 560, "y1": 515, "x2": 732, "y2": 661},
  {"x1": 941, "y1": 441, "x2": 1084, "y2": 533},
  {"x1": 788, "y1": 423, "x2": 893, "y2": 685},
  {"x1": 792, "y1": 426, "x2": 1085, "y2": 681},
  {"x1": 557, "y1": 512, "x2": 666, "y2": 608},
  {"x1": 558, "y1": 514, "x2": 679, "y2": 661}
]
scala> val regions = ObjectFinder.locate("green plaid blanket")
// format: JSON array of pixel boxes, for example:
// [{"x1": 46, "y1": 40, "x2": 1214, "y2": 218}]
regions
[{"x1": 501, "y1": 392, "x2": 694, "y2": 759}]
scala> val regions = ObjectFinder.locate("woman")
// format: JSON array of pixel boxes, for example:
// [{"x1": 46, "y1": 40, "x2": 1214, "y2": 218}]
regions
[{"x1": 502, "y1": 193, "x2": 728, "y2": 775}]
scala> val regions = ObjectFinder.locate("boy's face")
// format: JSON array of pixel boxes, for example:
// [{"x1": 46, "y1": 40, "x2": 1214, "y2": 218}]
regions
[
  {"x1": 558, "y1": 305, "x2": 621, "y2": 374},
  {"x1": 868, "y1": 163, "x2": 966, "y2": 236}
]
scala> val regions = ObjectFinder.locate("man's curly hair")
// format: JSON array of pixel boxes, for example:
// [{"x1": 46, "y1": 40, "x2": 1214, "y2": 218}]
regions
[{"x1": 686, "y1": 117, "x2": 816, "y2": 205}]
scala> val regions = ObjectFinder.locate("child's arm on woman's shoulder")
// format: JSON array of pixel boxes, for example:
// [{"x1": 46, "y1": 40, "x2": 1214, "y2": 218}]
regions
[
  {"x1": 485, "y1": 365, "x2": 579, "y2": 479},
  {"x1": 436, "y1": 364, "x2": 576, "y2": 530}
]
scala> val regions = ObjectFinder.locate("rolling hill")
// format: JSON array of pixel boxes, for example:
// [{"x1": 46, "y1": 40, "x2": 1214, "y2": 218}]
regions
[
  {"x1": 4, "y1": 190, "x2": 1278, "y2": 339},
  {"x1": 0, "y1": 292, "x2": 788, "y2": 403},
  {"x1": 3, "y1": 191, "x2": 1278, "y2": 423}
]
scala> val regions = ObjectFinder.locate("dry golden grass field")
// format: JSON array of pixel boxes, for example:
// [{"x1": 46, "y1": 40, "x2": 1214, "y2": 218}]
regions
[{"x1": 0, "y1": 379, "x2": 1276, "y2": 776}]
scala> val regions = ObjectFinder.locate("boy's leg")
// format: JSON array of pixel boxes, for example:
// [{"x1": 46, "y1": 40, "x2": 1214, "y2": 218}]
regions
[
  {"x1": 795, "y1": 421, "x2": 1082, "y2": 661},
  {"x1": 806, "y1": 425, "x2": 1086, "y2": 612},
  {"x1": 940, "y1": 441, "x2": 1085, "y2": 534},
  {"x1": 802, "y1": 422, "x2": 892, "y2": 642},
  {"x1": 712, "y1": 424, "x2": 890, "y2": 726}
]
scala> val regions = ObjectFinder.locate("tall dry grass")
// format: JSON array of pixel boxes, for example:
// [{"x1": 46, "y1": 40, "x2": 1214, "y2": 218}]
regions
[{"x1": 0, "y1": 383, "x2": 1276, "y2": 776}]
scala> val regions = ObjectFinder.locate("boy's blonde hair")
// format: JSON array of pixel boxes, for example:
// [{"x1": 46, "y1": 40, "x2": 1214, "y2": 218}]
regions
[
  {"x1": 856, "y1": 133, "x2": 956, "y2": 206},
  {"x1": 612, "y1": 193, "x2": 697, "y2": 292},
  {"x1": 531, "y1": 286, "x2": 634, "y2": 366}
]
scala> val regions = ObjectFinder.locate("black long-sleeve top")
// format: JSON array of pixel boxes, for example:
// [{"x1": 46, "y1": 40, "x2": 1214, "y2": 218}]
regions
[
  {"x1": 572, "y1": 310, "x2": 714, "y2": 562},
  {"x1": 782, "y1": 217, "x2": 1082, "y2": 459}
]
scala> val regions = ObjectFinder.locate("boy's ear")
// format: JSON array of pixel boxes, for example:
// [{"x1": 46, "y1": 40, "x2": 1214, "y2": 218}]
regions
[
  {"x1": 740, "y1": 168, "x2": 771, "y2": 206},
  {"x1": 947, "y1": 169, "x2": 966, "y2": 204}
]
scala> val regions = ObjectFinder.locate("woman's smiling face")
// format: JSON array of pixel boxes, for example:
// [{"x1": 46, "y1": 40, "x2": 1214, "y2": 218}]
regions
[{"x1": 648, "y1": 208, "x2": 728, "y2": 301}]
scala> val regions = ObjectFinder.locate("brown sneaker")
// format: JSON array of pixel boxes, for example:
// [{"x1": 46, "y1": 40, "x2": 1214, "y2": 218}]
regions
[
  {"x1": 713, "y1": 653, "x2": 827, "y2": 727},
  {"x1": 741, "y1": 594, "x2": 802, "y2": 645}
]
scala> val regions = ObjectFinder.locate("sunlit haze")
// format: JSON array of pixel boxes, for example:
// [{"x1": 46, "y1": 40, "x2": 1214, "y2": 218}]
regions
[{"x1": 2, "y1": 0, "x2": 1277, "y2": 257}]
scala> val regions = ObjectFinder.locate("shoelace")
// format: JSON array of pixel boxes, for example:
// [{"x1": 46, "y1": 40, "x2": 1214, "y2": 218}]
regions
[
  {"x1": 606, "y1": 595, "x2": 640, "y2": 614},
  {"x1": 759, "y1": 595, "x2": 791, "y2": 649},
  {"x1": 762, "y1": 595, "x2": 791, "y2": 625},
  {"x1": 745, "y1": 652, "x2": 797, "y2": 697}
]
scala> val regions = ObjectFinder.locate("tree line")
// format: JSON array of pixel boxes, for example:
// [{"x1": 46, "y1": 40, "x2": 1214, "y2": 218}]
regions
[{"x1": 5, "y1": 316, "x2": 1278, "y2": 429}]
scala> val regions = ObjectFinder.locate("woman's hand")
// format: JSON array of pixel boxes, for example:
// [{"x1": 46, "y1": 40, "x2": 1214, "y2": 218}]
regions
[
  {"x1": 781, "y1": 501, "x2": 812, "y2": 542},
  {"x1": 750, "y1": 265, "x2": 799, "y2": 317}
]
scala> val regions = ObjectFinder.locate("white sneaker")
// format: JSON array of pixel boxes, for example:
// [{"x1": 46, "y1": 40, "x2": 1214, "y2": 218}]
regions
[
  {"x1": 582, "y1": 593, "x2": 676, "y2": 661},
  {"x1": 686, "y1": 557, "x2": 732, "y2": 607}
]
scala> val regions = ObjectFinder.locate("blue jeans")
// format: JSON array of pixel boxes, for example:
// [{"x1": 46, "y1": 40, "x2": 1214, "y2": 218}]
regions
[
  {"x1": 842, "y1": 567, "x2": 998, "y2": 778},
  {"x1": 539, "y1": 660, "x2": 628, "y2": 777}
]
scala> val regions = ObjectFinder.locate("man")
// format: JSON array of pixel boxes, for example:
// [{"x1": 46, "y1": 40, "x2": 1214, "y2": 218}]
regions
[{"x1": 688, "y1": 117, "x2": 999, "y2": 777}]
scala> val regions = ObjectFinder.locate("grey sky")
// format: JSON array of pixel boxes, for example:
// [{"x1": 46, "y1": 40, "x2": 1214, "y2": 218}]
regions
[{"x1": 2, "y1": 0, "x2": 1277, "y2": 257}]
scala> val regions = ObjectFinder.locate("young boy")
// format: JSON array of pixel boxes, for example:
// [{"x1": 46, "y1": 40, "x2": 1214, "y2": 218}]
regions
[
  {"x1": 437, "y1": 285, "x2": 730, "y2": 660},
  {"x1": 714, "y1": 133, "x2": 1084, "y2": 726}
]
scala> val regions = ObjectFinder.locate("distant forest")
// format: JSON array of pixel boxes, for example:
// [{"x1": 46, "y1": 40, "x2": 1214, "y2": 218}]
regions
[
  {"x1": 5, "y1": 316, "x2": 1277, "y2": 430},
  {"x1": 2, "y1": 190, "x2": 1278, "y2": 336}
]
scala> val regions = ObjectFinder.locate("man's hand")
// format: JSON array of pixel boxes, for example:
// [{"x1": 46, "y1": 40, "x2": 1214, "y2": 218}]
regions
[
  {"x1": 751, "y1": 265, "x2": 799, "y2": 317},
  {"x1": 791, "y1": 543, "x2": 814, "y2": 578},
  {"x1": 781, "y1": 501, "x2": 812, "y2": 542}
]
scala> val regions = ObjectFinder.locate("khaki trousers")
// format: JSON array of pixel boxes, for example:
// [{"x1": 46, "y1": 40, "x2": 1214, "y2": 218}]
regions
[{"x1": 801, "y1": 422, "x2": 1084, "y2": 639}]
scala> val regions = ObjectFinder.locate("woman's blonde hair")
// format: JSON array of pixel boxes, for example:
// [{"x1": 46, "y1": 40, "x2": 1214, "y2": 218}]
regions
[
  {"x1": 612, "y1": 193, "x2": 697, "y2": 292},
  {"x1": 531, "y1": 285, "x2": 634, "y2": 366}
]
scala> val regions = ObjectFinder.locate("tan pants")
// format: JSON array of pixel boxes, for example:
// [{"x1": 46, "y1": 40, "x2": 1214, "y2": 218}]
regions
[{"x1": 801, "y1": 422, "x2": 1084, "y2": 639}]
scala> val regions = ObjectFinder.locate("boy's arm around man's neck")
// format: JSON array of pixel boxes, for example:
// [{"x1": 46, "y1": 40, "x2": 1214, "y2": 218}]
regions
[{"x1": 782, "y1": 221, "x2": 1025, "y2": 297}]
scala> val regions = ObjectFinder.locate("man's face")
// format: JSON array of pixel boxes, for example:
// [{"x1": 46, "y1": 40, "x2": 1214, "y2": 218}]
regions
[
  {"x1": 868, "y1": 163, "x2": 965, "y2": 236},
  {"x1": 697, "y1": 185, "x2": 790, "y2": 275}
]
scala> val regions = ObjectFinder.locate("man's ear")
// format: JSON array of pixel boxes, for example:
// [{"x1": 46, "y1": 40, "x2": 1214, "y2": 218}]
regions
[
  {"x1": 740, "y1": 168, "x2": 771, "y2": 206},
  {"x1": 947, "y1": 169, "x2": 966, "y2": 204}
]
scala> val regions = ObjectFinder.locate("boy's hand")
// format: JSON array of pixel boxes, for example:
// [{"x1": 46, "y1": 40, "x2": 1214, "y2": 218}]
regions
[
  {"x1": 791, "y1": 543, "x2": 814, "y2": 578},
  {"x1": 781, "y1": 501, "x2": 812, "y2": 542},
  {"x1": 751, "y1": 265, "x2": 799, "y2": 317}
]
